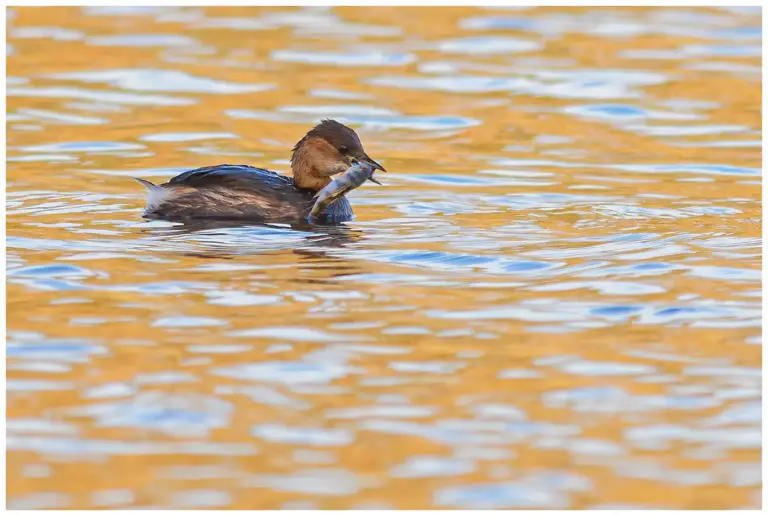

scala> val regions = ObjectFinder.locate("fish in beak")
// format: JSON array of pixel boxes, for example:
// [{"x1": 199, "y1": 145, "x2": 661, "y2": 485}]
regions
[{"x1": 362, "y1": 154, "x2": 386, "y2": 185}]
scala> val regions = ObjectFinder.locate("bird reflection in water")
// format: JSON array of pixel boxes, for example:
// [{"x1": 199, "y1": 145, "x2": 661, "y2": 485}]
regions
[{"x1": 137, "y1": 218, "x2": 366, "y2": 281}]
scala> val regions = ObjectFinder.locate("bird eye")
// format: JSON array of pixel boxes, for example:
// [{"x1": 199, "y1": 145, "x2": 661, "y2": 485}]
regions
[
  {"x1": 351, "y1": 158, "x2": 359, "y2": 166},
  {"x1": 339, "y1": 145, "x2": 349, "y2": 153}
]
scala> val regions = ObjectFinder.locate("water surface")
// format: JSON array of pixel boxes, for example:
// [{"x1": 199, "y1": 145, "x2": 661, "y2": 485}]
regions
[{"x1": 6, "y1": 6, "x2": 761, "y2": 510}]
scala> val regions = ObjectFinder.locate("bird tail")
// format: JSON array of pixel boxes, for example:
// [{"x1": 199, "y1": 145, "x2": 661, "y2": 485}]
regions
[{"x1": 134, "y1": 178, "x2": 158, "y2": 190}]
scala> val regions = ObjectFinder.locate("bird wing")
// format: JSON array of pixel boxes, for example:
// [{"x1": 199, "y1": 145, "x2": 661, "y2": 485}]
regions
[{"x1": 166, "y1": 164, "x2": 296, "y2": 191}]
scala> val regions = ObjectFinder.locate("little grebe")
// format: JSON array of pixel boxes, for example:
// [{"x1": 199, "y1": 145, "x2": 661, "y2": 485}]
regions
[{"x1": 135, "y1": 119, "x2": 385, "y2": 223}]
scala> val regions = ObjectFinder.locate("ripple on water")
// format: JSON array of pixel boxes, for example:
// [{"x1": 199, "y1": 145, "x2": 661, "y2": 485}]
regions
[
  {"x1": 205, "y1": 292, "x2": 282, "y2": 306},
  {"x1": 91, "y1": 489, "x2": 135, "y2": 507},
  {"x1": 212, "y1": 361, "x2": 358, "y2": 385},
  {"x1": 310, "y1": 88, "x2": 373, "y2": 100},
  {"x1": 66, "y1": 391, "x2": 233, "y2": 438},
  {"x1": 246, "y1": 468, "x2": 360, "y2": 496},
  {"x1": 703, "y1": 400, "x2": 761, "y2": 426},
  {"x1": 271, "y1": 50, "x2": 416, "y2": 67},
  {"x1": 350, "y1": 249, "x2": 560, "y2": 276},
  {"x1": 556, "y1": 280, "x2": 665, "y2": 295},
  {"x1": 15, "y1": 141, "x2": 145, "y2": 153},
  {"x1": 460, "y1": 15, "x2": 540, "y2": 31},
  {"x1": 389, "y1": 361, "x2": 466, "y2": 374},
  {"x1": 542, "y1": 386, "x2": 720, "y2": 413},
  {"x1": 11, "y1": 26, "x2": 84, "y2": 41},
  {"x1": 369, "y1": 68, "x2": 666, "y2": 99},
  {"x1": 87, "y1": 34, "x2": 198, "y2": 47},
  {"x1": 139, "y1": 132, "x2": 238, "y2": 142},
  {"x1": 170, "y1": 489, "x2": 232, "y2": 509},
  {"x1": 7, "y1": 380, "x2": 75, "y2": 392},
  {"x1": 437, "y1": 36, "x2": 542, "y2": 54},
  {"x1": 425, "y1": 298, "x2": 757, "y2": 330},
  {"x1": 327, "y1": 114, "x2": 480, "y2": 131},
  {"x1": 7, "y1": 435, "x2": 257, "y2": 457},
  {"x1": 367, "y1": 75, "x2": 534, "y2": 94},
  {"x1": 624, "y1": 424, "x2": 761, "y2": 451},
  {"x1": 6, "y1": 86, "x2": 195, "y2": 106},
  {"x1": 556, "y1": 359, "x2": 657, "y2": 376},
  {"x1": 325, "y1": 405, "x2": 438, "y2": 419},
  {"x1": 9, "y1": 263, "x2": 97, "y2": 278},
  {"x1": 361, "y1": 418, "x2": 579, "y2": 448},
  {"x1": 682, "y1": 43, "x2": 761, "y2": 57},
  {"x1": 391, "y1": 456, "x2": 476, "y2": 478},
  {"x1": 686, "y1": 265, "x2": 760, "y2": 282},
  {"x1": 8, "y1": 493, "x2": 72, "y2": 510},
  {"x1": 564, "y1": 103, "x2": 703, "y2": 122},
  {"x1": 228, "y1": 326, "x2": 364, "y2": 342},
  {"x1": 434, "y1": 471, "x2": 592, "y2": 509},
  {"x1": 193, "y1": 9, "x2": 400, "y2": 37},
  {"x1": 152, "y1": 316, "x2": 226, "y2": 328},
  {"x1": 225, "y1": 106, "x2": 478, "y2": 132},
  {"x1": 7, "y1": 336, "x2": 106, "y2": 362},
  {"x1": 45, "y1": 68, "x2": 274, "y2": 94},
  {"x1": 84, "y1": 382, "x2": 136, "y2": 399},
  {"x1": 10, "y1": 108, "x2": 108, "y2": 126},
  {"x1": 8, "y1": 361, "x2": 71, "y2": 374},
  {"x1": 602, "y1": 162, "x2": 755, "y2": 178},
  {"x1": 81, "y1": 6, "x2": 170, "y2": 16},
  {"x1": 251, "y1": 423, "x2": 354, "y2": 447},
  {"x1": 7, "y1": 418, "x2": 78, "y2": 435}
]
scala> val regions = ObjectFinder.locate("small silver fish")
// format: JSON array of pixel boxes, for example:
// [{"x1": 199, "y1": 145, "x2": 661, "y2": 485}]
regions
[{"x1": 309, "y1": 161, "x2": 381, "y2": 219}]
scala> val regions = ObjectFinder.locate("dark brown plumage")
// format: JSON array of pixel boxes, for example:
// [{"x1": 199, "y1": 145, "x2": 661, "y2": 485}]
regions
[{"x1": 136, "y1": 120, "x2": 385, "y2": 224}]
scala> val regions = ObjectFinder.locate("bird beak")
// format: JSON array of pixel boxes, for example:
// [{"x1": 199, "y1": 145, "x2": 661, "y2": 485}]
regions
[
  {"x1": 363, "y1": 154, "x2": 386, "y2": 173},
  {"x1": 359, "y1": 155, "x2": 385, "y2": 186}
]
